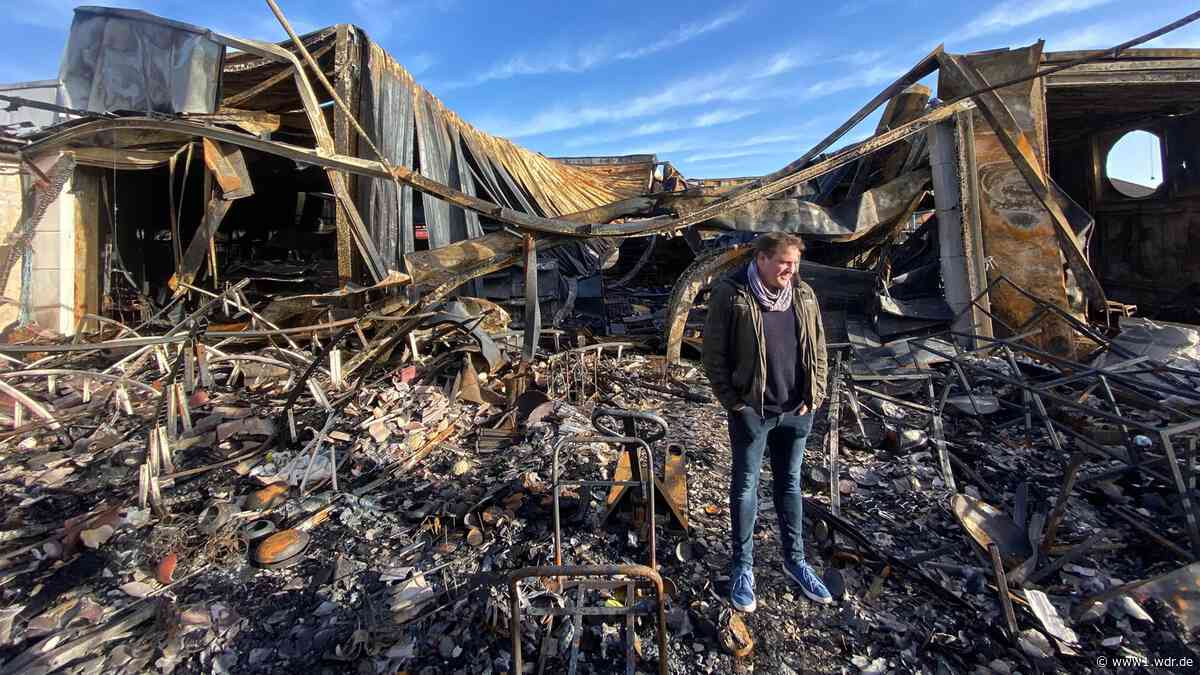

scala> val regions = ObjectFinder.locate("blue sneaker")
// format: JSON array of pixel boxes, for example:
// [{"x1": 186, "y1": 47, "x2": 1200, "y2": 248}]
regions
[
  {"x1": 729, "y1": 564, "x2": 756, "y2": 613},
  {"x1": 784, "y1": 559, "x2": 833, "y2": 605}
]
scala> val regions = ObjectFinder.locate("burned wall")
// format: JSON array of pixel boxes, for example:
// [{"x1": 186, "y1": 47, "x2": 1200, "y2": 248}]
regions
[
  {"x1": 1047, "y1": 74, "x2": 1200, "y2": 322},
  {"x1": 940, "y1": 46, "x2": 1078, "y2": 355}
]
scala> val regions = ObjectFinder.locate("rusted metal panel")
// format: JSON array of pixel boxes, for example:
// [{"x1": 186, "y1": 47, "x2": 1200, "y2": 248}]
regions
[
  {"x1": 659, "y1": 169, "x2": 930, "y2": 240},
  {"x1": 358, "y1": 40, "x2": 416, "y2": 265},
  {"x1": 446, "y1": 121, "x2": 483, "y2": 242},
  {"x1": 200, "y1": 138, "x2": 253, "y2": 200},
  {"x1": 169, "y1": 194, "x2": 233, "y2": 291},
  {"x1": 415, "y1": 89, "x2": 453, "y2": 249},
  {"x1": 847, "y1": 84, "x2": 932, "y2": 196},
  {"x1": 456, "y1": 129, "x2": 518, "y2": 211},
  {"x1": 552, "y1": 157, "x2": 658, "y2": 197},
  {"x1": 938, "y1": 47, "x2": 1080, "y2": 356},
  {"x1": 352, "y1": 33, "x2": 626, "y2": 265},
  {"x1": 446, "y1": 106, "x2": 627, "y2": 216},
  {"x1": 940, "y1": 51, "x2": 1102, "y2": 309}
]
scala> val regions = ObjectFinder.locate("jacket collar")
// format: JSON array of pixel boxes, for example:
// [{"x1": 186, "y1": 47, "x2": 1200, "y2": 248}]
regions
[{"x1": 731, "y1": 263, "x2": 751, "y2": 287}]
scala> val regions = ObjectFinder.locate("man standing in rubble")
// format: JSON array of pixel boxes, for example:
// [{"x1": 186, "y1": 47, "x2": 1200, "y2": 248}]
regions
[{"x1": 702, "y1": 232, "x2": 832, "y2": 612}]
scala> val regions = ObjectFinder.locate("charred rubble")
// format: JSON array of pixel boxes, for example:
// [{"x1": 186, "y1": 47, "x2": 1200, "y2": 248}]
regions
[{"x1": 0, "y1": 4, "x2": 1197, "y2": 675}]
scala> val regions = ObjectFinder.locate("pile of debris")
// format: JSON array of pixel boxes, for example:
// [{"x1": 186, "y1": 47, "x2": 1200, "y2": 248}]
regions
[{"x1": 0, "y1": 273, "x2": 1195, "y2": 674}]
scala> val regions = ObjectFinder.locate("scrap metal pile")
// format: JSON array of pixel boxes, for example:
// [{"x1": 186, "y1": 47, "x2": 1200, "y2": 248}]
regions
[{"x1": 0, "y1": 274, "x2": 1196, "y2": 674}]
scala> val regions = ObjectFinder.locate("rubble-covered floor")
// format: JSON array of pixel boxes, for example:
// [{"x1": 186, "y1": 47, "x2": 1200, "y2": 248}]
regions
[{"x1": 0, "y1": 312, "x2": 1197, "y2": 675}]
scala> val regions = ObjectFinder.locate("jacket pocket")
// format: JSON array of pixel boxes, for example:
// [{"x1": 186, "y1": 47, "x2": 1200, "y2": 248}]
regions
[{"x1": 729, "y1": 299, "x2": 755, "y2": 400}]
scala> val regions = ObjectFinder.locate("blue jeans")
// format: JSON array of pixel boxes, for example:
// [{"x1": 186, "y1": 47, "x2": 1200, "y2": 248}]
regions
[{"x1": 728, "y1": 407, "x2": 813, "y2": 568}]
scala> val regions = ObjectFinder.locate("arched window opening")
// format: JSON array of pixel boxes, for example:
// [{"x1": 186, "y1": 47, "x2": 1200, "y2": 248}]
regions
[{"x1": 1106, "y1": 129, "x2": 1163, "y2": 198}]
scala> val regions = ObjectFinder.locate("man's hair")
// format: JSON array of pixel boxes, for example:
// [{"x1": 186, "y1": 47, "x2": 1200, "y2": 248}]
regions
[{"x1": 752, "y1": 232, "x2": 805, "y2": 258}]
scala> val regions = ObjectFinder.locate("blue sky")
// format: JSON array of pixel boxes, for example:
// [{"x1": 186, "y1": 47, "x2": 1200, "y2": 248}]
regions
[{"x1": 0, "y1": 0, "x2": 1196, "y2": 181}]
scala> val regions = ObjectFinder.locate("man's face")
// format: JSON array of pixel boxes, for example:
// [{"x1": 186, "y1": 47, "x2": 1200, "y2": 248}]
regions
[{"x1": 756, "y1": 246, "x2": 800, "y2": 290}]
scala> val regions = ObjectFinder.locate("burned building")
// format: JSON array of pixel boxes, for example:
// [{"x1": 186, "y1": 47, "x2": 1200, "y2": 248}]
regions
[{"x1": 0, "y1": 5, "x2": 1197, "y2": 675}]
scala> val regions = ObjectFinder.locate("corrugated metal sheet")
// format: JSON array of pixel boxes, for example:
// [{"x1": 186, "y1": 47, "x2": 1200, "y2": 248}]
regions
[
  {"x1": 357, "y1": 41, "x2": 416, "y2": 268},
  {"x1": 416, "y1": 89, "x2": 453, "y2": 249},
  {"x1": 59, "y1": 7, "x2": 224, "y2": 115},
  {"x1": 561, "y1": 160, "x2": 656, "y2": 197},
  {"x1": 220, "y1": 28, "x2": 338, "y2": 112},
  {"x1": 449, "y1": 112, "x2": 626, "y2": 215},
  {"x1": 446, "y1": 122, "x2": 482, "y2": 241},
  {"x1": 354, "y1": 33, "x2": 641, "y2": 263}
]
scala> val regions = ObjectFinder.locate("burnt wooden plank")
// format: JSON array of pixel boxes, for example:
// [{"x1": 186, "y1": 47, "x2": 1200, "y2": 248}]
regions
[{"x1": 200, "y1": 138, "x2": 253, "y2": 200}]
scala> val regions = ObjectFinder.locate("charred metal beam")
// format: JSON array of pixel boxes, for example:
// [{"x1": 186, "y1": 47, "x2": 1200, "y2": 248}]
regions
[
  {"x1": 846, "y1": 84, "x2": 932, "y2": 198},
  {"x1": 988, "y1": 542, "x2": 1020, "y2": 640},
  {"x1": 938, "y1": 51, "x2": 1105, "y2": 309},
  {"x1": 220, "y1": 40, "x2": 335, "y2": 108},
  {"x1": 185, "y1": 108, "x2": 281, "y2": 135},
  {"x1": 23, "y1": 99, "x2": 974, "y2": 244},
  {"x1": 658, "y1": 169, "x2": 929, "y2": 240},
  {"x1": 721, "y1": 45, "x2": 943, "y2": 200},
  {"x1": 664, "y1": 244, "x2": 751, "y2": 365},
  {"x1": 827, "y1": 353, "x2": 844, "y2": 519},
  {"x1": 522, "y1": 235, "x2": 540, "y2": 362},
  {"x1": 169, "y1": 193, "x2": 234, "y2": 292},
  {"x1": 200, "y1": 138, "x2": 253, "y2": 200},
  {"x1": 210, "y1": 29, "x2": 388, "y2": 282}
]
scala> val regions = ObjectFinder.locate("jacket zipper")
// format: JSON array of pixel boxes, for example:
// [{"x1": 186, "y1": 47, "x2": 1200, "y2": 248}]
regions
[
  {"x1": 744, "y1": 288, "x2": 766, "y2": 417},
  {"x1": 742, "y1": 282, "x2": 813, "y2": 416}
]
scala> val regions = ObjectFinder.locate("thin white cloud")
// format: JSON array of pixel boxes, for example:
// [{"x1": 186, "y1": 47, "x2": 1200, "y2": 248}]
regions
[
  {"x1": 801, "y1": 64, "x2": 903, "y2": 98},
  {"x1": 451, "y1": 5, "x2": 747, "y2": 88},
  {"x1": 754, "y1": 46, "x2": 884, "y2": 79},
  {"x1": 407, "y1": 52, "x2": 437, "y2": 76},
  {"x1": 840, "y1": 50, "x2": 885, "y2": 66},
  {"x1": 563, "y1": 108, "x2": 757, "y2": 149},
  {"x1": 1043, "y1": 22, "x2": 1126, "y2": 51},
  {"x1": 759, "y1": 50, "x2": 812, "y2": 78},
  {"x1": 5, "y1": 0, "x2": 150, "y2": 30},
  {"x1": 693, "y1": 109, "x2": 756, "y2": 127},
  {"x1": 959, "y1": 0, "x2": 1116, "y2": 42},
  {"x1": 350, "y1": 0, "x2": 456, "y2": 40},
  {"x1": 613, "y1": 128, "x2": 816, "y2": 163},
  {"x1": 838, "y1": 0, "x2": 885, "y2": 17},
  {"x1": 479, "y1": 68, "x2": 763, "y2": 137},
  {"x1": 617, "y1": 6, "x2": 748, "y2": 61},
  {"x1": 482, "y1": 49, "x2": 891, "y2": 140},
  {"x1": 1039, "y1": 11, "x2": 1200, "y2": 52},
  {"x1": 629, "y1": 121, "x2": 673, "y2": 137},
  {"x1": 626, "y1": 138, "x2": 710, "y2": 154},
  {"x1": 686, "y1": 148, "x2": 779, "y2": 163},
  {"x1": 737, "y1": 131, "x2": 811, "y2": 147}
]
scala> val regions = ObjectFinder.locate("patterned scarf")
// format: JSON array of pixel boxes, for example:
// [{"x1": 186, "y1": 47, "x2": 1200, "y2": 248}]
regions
[{"x1": 748, "y1": 260, "x2": 793, "y2": 312}]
